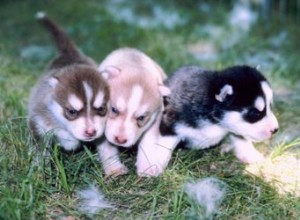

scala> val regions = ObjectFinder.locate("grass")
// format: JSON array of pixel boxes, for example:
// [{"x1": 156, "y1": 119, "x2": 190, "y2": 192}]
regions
[{"x1": 1, "y1": 0, "x2": 300, "y2": 219}]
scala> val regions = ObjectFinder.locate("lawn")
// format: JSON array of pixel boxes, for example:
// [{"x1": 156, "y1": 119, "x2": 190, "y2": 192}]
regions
[{"x1": 0, "y1": 0, "x2": 300, "y2": 219}]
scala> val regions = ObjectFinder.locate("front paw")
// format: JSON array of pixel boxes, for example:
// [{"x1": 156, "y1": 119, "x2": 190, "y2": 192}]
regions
[
  {"x1": 230, "y1": 135, "x2": 265, "y2": 164},
  {"x1": 104, "y1": 164, "x2": 129, "y2": 178},
  {"x1": 137, "y1": 163, "x2": 164, "y2": 177},
  {"x1": 237, "y1": 150, "x2": 265, "y2": 164}
]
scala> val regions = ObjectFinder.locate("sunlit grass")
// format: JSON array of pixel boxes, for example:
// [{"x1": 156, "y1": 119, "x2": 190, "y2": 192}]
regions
[
  {"x1": 246, "y1": 155, "x2": 300, "y2": 196},
  {"x1": 245, "y1": 138, "x2": 300, "y2": 198}
]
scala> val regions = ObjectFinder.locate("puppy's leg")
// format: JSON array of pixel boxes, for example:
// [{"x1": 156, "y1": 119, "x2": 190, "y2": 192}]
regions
[
  {"x1": 229, "y1": 135, "x2": 265, "y2": 164},
  {"x1": 97, "y1": 140, "x2": 128, "y2": 177},
  {"x1": 136, "y1": 123, "x2": 179, "y2": 177},
  {"x1": 56, "y1": 129, "x2": 80, "y2": 151}
]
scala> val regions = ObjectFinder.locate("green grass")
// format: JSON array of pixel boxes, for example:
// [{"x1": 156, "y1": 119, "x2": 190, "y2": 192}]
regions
[{"x1": 1, "y1": 1, "x2": 300, "y2": 219}]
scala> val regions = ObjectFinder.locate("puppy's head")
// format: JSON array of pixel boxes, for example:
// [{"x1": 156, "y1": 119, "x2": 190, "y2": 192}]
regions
[
  {"x1": 48, "y1": 65, "x2": 109, "y2": 142},
  {"x1": 101, "y1": 66, "x2": 169, "y2": 147},
  {"x1": 215, "y1": 66, "x2": 279, "y2": 142}
]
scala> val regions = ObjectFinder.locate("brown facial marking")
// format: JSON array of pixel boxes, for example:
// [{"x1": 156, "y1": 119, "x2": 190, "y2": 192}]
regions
[
  {"x1": 53, "y1": 66, "x2": 109, "y2": 120},
  {"x1": 64, "y1": 107, "x2": 82, "y2": 121},
  {"x1": 94, "y1": 105, "x2": 107, "y2": 117}
]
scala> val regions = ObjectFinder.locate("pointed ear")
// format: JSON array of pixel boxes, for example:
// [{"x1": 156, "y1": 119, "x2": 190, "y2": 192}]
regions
[
  {"x1": 48, "y1": 76, "x2": 59, "y2": 88},
  {"x1": 100, "y1": 65, "x2": 121, "y2": 80},
  {"x1": 159, "y1": 85, "x2": 171, "y2": 97},
  {"x1": 215, "y1": 84, "x2": 233, "y2": 102}
]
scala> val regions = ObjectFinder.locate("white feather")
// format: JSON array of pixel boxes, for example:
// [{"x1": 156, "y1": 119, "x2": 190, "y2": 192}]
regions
[
  {"x1": 185, "y1": 177, "x2": 227, "y2": 216},
  {"x1": 77, "y1": 184, "x2": 113, "y2": 215},
  {"x1": 36, "y1": 11, "x2": 46, "y2": 19}
]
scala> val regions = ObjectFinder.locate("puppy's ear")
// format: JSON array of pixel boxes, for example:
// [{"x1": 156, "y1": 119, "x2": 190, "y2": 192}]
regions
[
  {"x1": 100, "y1": 65, "x2": 121, "y2": 80},
  {"x1": 159, "y1": 85, "x2": 171, "y2": 97},
  {"x1": 215, "y1": 84, "x2": 233, "y2": 102},
  {"x1": 48, "y1": 76, "x2": 59, "y2": 88}
]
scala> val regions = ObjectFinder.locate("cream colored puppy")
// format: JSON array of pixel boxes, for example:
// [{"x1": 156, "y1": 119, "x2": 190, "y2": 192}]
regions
[{"x1": 98, "y1": 48, "x2": 171, "y2": 177}]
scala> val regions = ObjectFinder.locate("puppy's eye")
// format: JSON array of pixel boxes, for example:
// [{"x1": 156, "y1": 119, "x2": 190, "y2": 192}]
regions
[
  {"x1": 95, "y1": 105, "x2": 107, "y2": 116},
  {"x1": 244, "y1": 108, "x2": 264, "y2": 123},
  {"x1": 137, "y1": 115, "x2": 145, "y2": 122},
  {"x1": 65, "y1": 108, "x2": 79, "y2": 120},
  {"x1": 136, "y1": 115, "x2": 149, "y2": 127},
  {"x1": 111, "y1": 107, "x2": 119, "y2": 115}
]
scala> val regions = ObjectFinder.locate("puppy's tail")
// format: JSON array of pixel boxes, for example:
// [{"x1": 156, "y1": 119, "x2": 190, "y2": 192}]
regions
[{"x1": 36, "y1": 11, "x2": 80, "y2": 59}]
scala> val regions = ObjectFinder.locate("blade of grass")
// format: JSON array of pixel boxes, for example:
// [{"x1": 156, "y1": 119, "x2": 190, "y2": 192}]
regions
[
  {"x1": 52, "y1": 145, "x2": 70, "y2": 194},
  {"x1": 271, "y1": 138, "x2": 300, "y2": 159}
]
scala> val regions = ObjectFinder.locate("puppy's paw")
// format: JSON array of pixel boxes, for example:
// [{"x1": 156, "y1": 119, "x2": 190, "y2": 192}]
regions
[
  {"x1": 220, "y1": 144, "x2": 233, "y2": 154},
  {"x1": 105, "y1": 164, "x2": 129, "y2": 178},
  {"x1": 137, "y1": 164, "x2": 164, "y2": 177},
  {"x1": 237, "y1": 150, "x2": 265, "y2": 164}
]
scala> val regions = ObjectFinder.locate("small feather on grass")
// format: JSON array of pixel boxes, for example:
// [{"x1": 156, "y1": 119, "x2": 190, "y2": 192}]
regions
[
  {"x1": 77, "y1": 184, "x2": 114, "y2": 216},
  {"x1": 184, "y1": 177, "x2": 228, "y2": 218}
]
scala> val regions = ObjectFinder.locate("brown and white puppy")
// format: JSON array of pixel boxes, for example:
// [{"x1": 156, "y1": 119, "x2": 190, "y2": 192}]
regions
[
  {"x1": 28, "y1": 12, "x2": 109, "y2": 151},
  {"x1": 97, "y1": 48, "x2": 171, "y2": 177}
]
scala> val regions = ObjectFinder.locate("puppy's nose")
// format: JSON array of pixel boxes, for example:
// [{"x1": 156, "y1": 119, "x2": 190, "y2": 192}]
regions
[
  {"x1": 85, "y1": 128, "x2": 96, "y2": 137},
  {"x1": 271, "y1": 128, "x2": 278, "y2": 135},
  {"x1": 115, "y1": 136, "x2": 127, "y2": 145}
]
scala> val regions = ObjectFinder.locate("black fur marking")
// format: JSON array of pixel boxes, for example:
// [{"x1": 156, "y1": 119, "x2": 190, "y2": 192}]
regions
[
  {"x1": 243, "y1": 107, "x2": 266, "y2": 123},
  {"x1": 161, "y1": 65, "x2": 268, "y2": 135}
]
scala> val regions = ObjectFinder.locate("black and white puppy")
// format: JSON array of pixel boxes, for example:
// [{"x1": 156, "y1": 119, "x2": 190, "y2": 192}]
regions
[{"x1": 158, "y1": 65, "x2": 279, "y2": 167}]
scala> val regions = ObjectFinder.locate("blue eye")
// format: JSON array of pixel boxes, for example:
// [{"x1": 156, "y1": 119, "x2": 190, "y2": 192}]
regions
[
  {"x1": 95, "y1": 106, "x2": 107, "y2": 116},
  {"x1": 69, "y1": 109, "x2": 78, "y2": 116},
  {"x1": 137, "y1": 115, "x2": 145, "y2": 121},
  {"x1": 111, "y1": 107, "x2": 119, "y2": 114},
  {"x1": 136, "y1": 115, "x2": 149, "y2": 127},
  {"x1": 65, "y1": 108, "x2": 79, "y2": 120}
]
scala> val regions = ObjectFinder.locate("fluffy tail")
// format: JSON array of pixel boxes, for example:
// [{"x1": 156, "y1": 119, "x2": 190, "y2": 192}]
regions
[{"x1": 36, "y1": 11, "x2": 80, "y2": 58}]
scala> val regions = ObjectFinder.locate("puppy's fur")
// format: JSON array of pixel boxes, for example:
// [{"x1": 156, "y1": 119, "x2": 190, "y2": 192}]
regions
[
  {"x1": 158, "y1": 65, "x2": 279, "y2": 167},
  {"x1": 28, "y1": 12, "x2": 109, "y2": 151},
  {"x1": 97, "y1": 47, "x2": 170, "y2": 177}
]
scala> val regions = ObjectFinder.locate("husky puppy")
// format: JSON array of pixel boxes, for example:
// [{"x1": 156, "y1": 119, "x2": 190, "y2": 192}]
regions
[
  {"x1": 159, "y1": 65, "x2": 279, "y2": 165},
  {"x1": 28, "y1": 12, "x2": 109, "y2": 151},
  {"x1": 97, "y1": 48, "x2": 170, "y2": 177}
]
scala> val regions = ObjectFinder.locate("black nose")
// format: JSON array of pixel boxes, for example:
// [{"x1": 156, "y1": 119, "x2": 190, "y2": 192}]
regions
[{"x1": 272, "y1": 128, "x2": 278, "y2": 134}]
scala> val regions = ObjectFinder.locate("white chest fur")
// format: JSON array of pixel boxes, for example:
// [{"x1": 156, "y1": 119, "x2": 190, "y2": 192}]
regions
[{"x1": 174, "y1": 121, "x2": 228, "y2": 149}]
